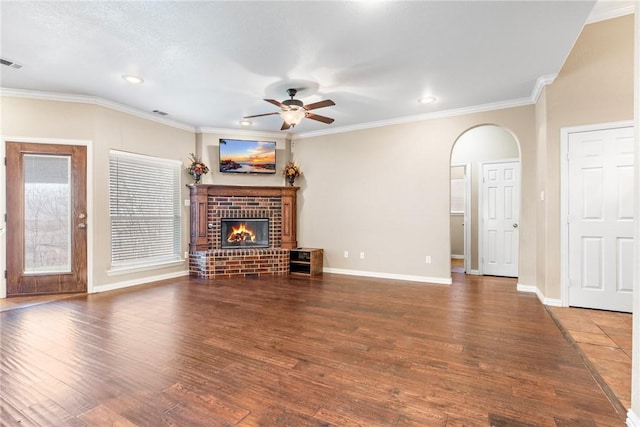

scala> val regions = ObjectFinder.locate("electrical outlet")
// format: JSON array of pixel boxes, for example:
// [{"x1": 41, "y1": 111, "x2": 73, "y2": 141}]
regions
[
  {"x1": 344, "y1": 251, "x2": 349, "y2": 258},
  {"x1": 184, "y1": 199, "x2": 190, "y2": 207},
  {"x1": 360, "y1": 252, "x2": 365, "y2": 259},
  {"x1": 425, "y1": 256, "x2": 431, "y2": 264},
  {"x1": 184, "y1": 251, "x2": 189, "y2": 259}
]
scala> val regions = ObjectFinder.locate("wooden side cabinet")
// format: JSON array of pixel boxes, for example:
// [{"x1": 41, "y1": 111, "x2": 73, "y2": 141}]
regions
[{"x1": 290, "y1": 248, "x2": 323, "y2": 276}]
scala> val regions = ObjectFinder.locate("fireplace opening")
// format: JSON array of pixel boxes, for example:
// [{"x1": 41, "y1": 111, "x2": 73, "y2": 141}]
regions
[{"x1": 221, "y1": 218, "x2": 269, "y2": 249}]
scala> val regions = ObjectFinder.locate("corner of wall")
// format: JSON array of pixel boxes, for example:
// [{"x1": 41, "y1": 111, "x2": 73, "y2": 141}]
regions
[{"x1": 195, "y1": 132, "x2": 203, "y2": 158}]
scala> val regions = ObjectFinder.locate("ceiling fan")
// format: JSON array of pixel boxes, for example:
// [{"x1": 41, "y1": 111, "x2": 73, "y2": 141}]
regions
[{"x1": 244, "y1": 88, "x2": 335, "y2": 130}]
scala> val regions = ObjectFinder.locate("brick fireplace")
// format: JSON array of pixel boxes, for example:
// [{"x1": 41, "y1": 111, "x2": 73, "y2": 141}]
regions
[{"x1": 188, "y1": 185, "x2": 298, "y2": 278}]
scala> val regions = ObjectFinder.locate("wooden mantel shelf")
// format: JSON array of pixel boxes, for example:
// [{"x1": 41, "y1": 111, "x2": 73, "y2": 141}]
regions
[
  {"x1": 187, "y1": 184, "x2": 298, "y2": 197},
  {"x1": 188, "y1": 184, "x2": 299, "y2": 251}
]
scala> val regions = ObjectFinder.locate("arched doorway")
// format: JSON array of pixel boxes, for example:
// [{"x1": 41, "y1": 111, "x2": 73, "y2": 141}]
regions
[{"x1": 450, "y1": 125, "x2": 521, "y2": 276}]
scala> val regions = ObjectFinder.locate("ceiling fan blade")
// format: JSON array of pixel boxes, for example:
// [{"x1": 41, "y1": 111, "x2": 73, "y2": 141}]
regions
[
  {"x1": 304, "y1": 100, "x2": 335, "y2": 111},
  {"x1": 265, "y1": 99, "x2": 286, "y2": 109},
  {"x1": 306, "y1": 113, "x2": 335, "y2": 124},
  {"x1": 281, "y1": 121, "x2": 292, "y2": 131},
  {"x1": 243, "y1": 112, "x2": 280, "y2": 119}
]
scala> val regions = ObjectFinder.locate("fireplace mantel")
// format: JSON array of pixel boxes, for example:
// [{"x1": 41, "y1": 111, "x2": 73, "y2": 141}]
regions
[{"x1": 188, "y1": 184, "x2": 298, "y2": 251}]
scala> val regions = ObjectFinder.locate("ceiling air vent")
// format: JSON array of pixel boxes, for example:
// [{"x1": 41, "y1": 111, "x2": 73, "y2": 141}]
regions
[
  {"x1": 0, "y1": 58, "x2": 23, "y2": 69},
  {"x1": 152, "y1": 109, "x2": 168, "y2": 116}
]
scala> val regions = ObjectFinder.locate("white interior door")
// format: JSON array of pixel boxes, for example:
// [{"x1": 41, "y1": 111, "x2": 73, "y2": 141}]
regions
[
  {"x1": 482, "y1": 161, "x2": 520, "y2": 277},
  {"x1": 567, "y1": 126, "x2": 635, "y2": 312}
]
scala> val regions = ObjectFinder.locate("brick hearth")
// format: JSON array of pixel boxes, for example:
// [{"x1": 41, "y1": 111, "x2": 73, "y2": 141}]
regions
[
  {"x1": 189, "y1": 248, "x2": 290, "y2": 279},
  {"x1": 188, "y1": 185, "x2": 298, "y2": 279}
]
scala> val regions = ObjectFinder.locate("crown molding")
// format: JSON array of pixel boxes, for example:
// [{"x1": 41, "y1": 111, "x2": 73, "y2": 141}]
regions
[
  {"x1": 3, "y1": 71, "x2": 559, "y2": 141},
  {"x1": 294, "y1": 97, "x2": 531, "y2": 139},
  {"x1": 196, "y1": 126, "x2": 286, "y2": 139},
  {"x1": 531, "y1": 73, "x2": 557, "y2": 103},
  {"x1": 0, "y1": 88, "x2": 196, "y2": 132},
  {"x1": 586, "y1": 1, "x2": 636, "y2": 24},
  {"x1": 294, "y1": 73, "x2": 556, "y2": 140}
]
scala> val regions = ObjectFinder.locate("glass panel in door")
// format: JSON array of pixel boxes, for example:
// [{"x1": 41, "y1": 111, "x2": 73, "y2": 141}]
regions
[{"x1": 23, "y1": 154, "x2": 72, "y2": 274}]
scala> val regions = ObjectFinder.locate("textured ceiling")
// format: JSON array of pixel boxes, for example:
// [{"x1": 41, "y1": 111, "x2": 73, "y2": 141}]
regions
[{"x1": 0, "y1": 1, "x2": 601, "y2": 134}]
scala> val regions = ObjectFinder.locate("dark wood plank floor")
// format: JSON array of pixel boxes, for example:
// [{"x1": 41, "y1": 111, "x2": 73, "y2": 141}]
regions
[{"x1": 0, "y1": 273, "x2": 625, "y2": 426}]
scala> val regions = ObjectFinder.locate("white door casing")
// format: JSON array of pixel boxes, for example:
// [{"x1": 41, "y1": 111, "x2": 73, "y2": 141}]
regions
[
  {"x1": 451, "y1": 162, "x2": 471, "y2": 274},
  {"x1": 481, "y1": 160, "x2": 520, "y2": 277},
  {"x1": 566, "y1": 125, "x2": 635, "y2": 312}
]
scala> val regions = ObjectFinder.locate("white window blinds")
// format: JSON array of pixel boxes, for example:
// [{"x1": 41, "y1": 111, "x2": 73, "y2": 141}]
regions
[{"x1": 109, "y1": 150, "x2": 181, "y2": 268}]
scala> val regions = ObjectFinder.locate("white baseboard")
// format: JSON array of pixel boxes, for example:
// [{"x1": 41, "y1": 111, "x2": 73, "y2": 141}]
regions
[
  {"x1": 627, "y1": 409, "x2": 640, "y2": 427},
  {"x1": 450, "y1": 254, "x2": 464, "y2": 259},
  {"x1": 516, "y1": 283, "x2": 537, "y2": 293},
  {"x1": 517, "y1": 283, "x2": 563, "y2": 306},
  {"x1": 535, "y1": 287, "x2": 563, "y2": 307},
  {"x1": 467, "y1": 269, "x2": 481, "y2": 276},
  {"x1": 92, "y1": 270, "x2": 189, "y2": 294},
  {"x1": 323, "y1": 267, "x2": 452, "y2": 285},
  {"x1": 541, "y1": 297, "x2": 563, "y2": 307}
]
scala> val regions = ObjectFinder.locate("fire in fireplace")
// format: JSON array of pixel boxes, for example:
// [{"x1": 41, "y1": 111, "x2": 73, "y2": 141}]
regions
[{"x1": 221, "y1": 218, "x2": 269, "y2": 249}]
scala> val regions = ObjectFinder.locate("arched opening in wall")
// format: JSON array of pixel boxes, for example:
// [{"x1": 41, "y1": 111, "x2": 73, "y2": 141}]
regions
[{"x1": 450, "y1": 125, "x2": 521, "y2": 277}]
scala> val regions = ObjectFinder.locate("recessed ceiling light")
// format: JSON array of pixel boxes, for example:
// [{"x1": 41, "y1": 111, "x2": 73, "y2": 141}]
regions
[
  {"x1": 122, "y1": 74, "x2": 144, "y2": 84},
  {"x1": 239, "y1": 119, "x2": 252, "y2": 126},
  {"x1": 418, "y1": 96, "x2": 436, "y2": 104}
]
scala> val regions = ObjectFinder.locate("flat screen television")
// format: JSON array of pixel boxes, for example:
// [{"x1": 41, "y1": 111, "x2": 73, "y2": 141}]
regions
[{"x1": 219, "y1": 139, "x2": 277, "y2": 174}]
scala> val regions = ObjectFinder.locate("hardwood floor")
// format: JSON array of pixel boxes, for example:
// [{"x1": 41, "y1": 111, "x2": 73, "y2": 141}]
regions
[
  {"x1": 0, "y1": 293, "x2": 82, "y2": 312},
  {"x1": 0, "y1": 273, "x2": 625, "y2": 426},
  {"x1": 448, "y1": 258, "x2": 632, "y2": 414},
  {"x1": 451, "y1": 258, "x2": 465, "y2": 274},
  {"x1": 549, "y1": 306, "x2": 632, "y2": 411}
]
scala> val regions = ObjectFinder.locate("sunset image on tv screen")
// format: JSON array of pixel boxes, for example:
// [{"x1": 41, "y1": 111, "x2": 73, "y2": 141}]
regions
[{"x1": 219, "y1": 139, "x2": 276, "y2": 174}]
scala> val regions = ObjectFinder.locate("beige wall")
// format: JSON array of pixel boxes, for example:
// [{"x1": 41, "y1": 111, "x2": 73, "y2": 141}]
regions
[
  {"x1": 451, "y1": 125, "x2": 520, "y2": 270},
  {"x1": 197, "y1": 132, "x2": 289, "y2": 187},
  {"x1": 537, "y1": 15, "x2": 635, "y2": 299},
  {"x1": 292, "y1": 105, "x2": 536, "y2": 283},
  {"x1": 1, "y1": 96, "x2": 195, "y2": 291},
  {"x1": 450, "y1": 214, "x2": 464, "y2": 257},
  {"x1": 535, "y1": 88, "x2": 548, "y2": 298}
]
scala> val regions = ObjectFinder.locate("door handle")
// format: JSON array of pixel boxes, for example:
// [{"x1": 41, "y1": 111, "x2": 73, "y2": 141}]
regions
[
  {"x1": 78, "y1": 223, "x2": 87, "y2": 229},
  {"x1": 513, "y1": 223, "x2": 518, "y2": 228},
  {"x1": 78, "y1": 213, "x2": 86, "y2": 219}
]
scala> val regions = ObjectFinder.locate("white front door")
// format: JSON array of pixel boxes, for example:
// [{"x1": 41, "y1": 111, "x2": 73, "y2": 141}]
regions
[
  {"x1": 482, "y1": 161, "x2": 520, "y2": 277},
  {"x1": 567, "y1": 126, "x2": 635, "y2": 312}
]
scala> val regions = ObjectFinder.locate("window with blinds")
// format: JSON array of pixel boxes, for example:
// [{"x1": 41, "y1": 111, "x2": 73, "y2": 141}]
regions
[{"x1": 109, "y1": 150, "x2": 181, "y2": 268}]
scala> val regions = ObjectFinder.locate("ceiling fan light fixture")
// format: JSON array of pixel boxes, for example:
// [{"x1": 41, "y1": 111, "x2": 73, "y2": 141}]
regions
[
  {"x1": 239, "y1": 119, "x2": 252, "y2": 126},
  {"x1": 280, "y1": 107, "x2": 306, "y2": 126}
]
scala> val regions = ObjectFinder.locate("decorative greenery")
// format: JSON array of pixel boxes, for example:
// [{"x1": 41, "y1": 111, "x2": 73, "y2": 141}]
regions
[
  {"x1": 283, "y1": 161, "x2": 301, "y2": 179},
  {"x1": 187, "y1": 153, "x2": 209, "y2": 177}
]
